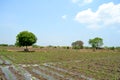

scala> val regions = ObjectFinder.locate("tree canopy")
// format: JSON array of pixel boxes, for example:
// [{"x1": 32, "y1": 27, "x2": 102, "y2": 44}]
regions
[
  {"x1": 89, "y1": 37, "x2": 103, "y2": 50},
  {"x1": 72, "y1": 40, "x2": 84, "y2": 49},
  {"x1": 15, "y1": 31, "x2": 37, "y2": 51}
]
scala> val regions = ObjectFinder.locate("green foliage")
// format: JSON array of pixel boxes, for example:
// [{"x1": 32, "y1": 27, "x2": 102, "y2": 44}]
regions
[
  {"x1": 62, "y1": 46, "x2": 70, "y2": 49},
  {"x1": 72, "y1": 40, "x2": 84, "y2": 49},
  {"x1": 109, "y1": 46, "x2": 115, "y2": 50},
  {"x1": 15, "y1": 31, "x2": 37, "y2": 50},
  {"x1": 32, "y1": 45, "x2": 39, "y2": 48},
  {"x1": 89, "y1": 37, "x2": 103, "y2": 50},
  {"x1": 46, "y1": 45, "x2": 60, "y2": 49},
  {"x1": 0, "y1": 44, "x2": 8, "y2": 46}
]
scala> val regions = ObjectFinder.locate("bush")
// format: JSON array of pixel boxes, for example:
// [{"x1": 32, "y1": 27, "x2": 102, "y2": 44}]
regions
[
  {"x1": 72, "y1": 46, "x2": 83, "y2": 49},
  {"x1": 32, "y1": 45, "x2": 39, "y2": 48},
  {"x1": 109, "y1": 47, "x2": 115, "y2": 50},
  {"x1": 62, "y1": 46, "x2": 70, "y2": 49}
]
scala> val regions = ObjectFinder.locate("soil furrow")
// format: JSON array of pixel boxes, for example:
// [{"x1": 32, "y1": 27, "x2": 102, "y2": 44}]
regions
[
  {"x1": 1, "y1": 66, "x2": 17, "y2": 80},
  {"x1": 43, "y1": 63, "x2": 93, "y2": 80},
  {"x1": 9, "y1": 66, "x2": 25, "y2": 80},
  {"x1": 24, "y1": 67, "x2": 47, "y2": 80},
  {"x1": 0, "y1": 68, "x2": 7, "y2": 80}
]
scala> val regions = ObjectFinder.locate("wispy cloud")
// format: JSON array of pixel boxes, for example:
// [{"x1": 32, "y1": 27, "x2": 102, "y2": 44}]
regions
[
  {"x1": 75, "y1": 2, "x2": 120, "y2": 29},
  {"x1": 83, "y1": 0, "x2": 93, "y2": 4},
  {"x1": 62, "y1": 15, "x2": 67, "y2": 20},
  {"x1": 71, "y1": 0, "x2": 79, "y2": 3},
  {"x1": 71, "y1": 0, "x2": 93, "y2": 6}
]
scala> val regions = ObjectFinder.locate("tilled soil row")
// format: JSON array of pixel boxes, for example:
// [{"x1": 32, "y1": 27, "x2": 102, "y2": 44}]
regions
[
  {"x1": 34, "y1": 66, "x2": 64, "y2": 80},
  {"x1": 24, "y1": 67, "x2": 47, "y2": 80},
  {"x1": 0, "y1": 55, "x2": 94, "y2": 80},
  {"x1": 43, "y1": 63, "x2": 86, "y2": 80},
  {"x1": 0, "y1": 56, "x2": 11, "y2": 65},
  {"x1": 9, "y1": 66, "x2": 25, "y2": 80},
  {"x1": 0, "y1": 68, "x2": 7, "y2": 80}
]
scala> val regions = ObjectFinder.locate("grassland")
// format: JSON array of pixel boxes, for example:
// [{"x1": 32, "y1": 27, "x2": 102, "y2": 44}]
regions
[{"x1": 0, "y1": 47, "x2": 120, "y2": 80}]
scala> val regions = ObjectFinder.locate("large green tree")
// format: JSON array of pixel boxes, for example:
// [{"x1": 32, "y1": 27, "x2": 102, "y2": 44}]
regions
[
  {"x1": 72, "y1": 40, "x2": 84, "y2": 49},
  {"x1": 89, "y1": 37, "x2": 103, "y2": 51},
  {"x1": 16, "y1": 31, "x2": 37, "y2": 51}
]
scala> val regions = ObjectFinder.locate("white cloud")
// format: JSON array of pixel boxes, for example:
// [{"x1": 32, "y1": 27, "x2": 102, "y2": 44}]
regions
[
  {"x1": 62, "y1": 15, "x2": 67, "y2": 20},
  {"x1": 71, "y1": 0, "x2": 93, "y2": 5},
  {"x1": 72, "y1": 0, "x2": 79, "y2": 3},
  {"x1": 75, "y1": 2, "x2": 120, "y2": 29}
]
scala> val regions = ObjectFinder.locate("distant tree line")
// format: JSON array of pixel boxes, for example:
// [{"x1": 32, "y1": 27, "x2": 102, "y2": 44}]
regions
[
  {"x1": 0, "y1": 30, "x2": 120, "y2": 52},
  {"x1": 0, "y1": 44, "x2": 8, "y2": 46},
  {"x1": 71, "y1": 37, "x2": 103, "y2": 51},
  {"x1": 0, "y1": 44, "x2": 15, "y2": 47}
]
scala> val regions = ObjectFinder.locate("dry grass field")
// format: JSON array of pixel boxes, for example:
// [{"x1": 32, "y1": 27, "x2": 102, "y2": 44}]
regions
[{"x1": 0, "y1": 46, "x2": 120, "y2": 80}]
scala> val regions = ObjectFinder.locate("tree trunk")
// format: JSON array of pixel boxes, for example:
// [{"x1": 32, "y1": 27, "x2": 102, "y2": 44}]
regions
[
  {"x1": 24, "y1": 46, "x2": 29, "y2": 52},
  {"x1": 93, "y1": 47, "x2": 96, "y2": 52}
]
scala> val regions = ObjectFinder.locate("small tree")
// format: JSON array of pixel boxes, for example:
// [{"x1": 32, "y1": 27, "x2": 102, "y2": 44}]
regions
[
  {"x1": 89, "y1": 37, "x2": 103, "y2": 51},
  {"x1": 72, "y1": 40, "x2": 84, "y2": 49},
  {"x1": 15, "y1": 31, "x2": 37, "y2": 51}
]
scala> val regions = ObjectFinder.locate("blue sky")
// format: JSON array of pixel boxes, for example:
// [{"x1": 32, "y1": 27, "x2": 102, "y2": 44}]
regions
[{"x1": 0, "y1": 0, "x2": 120, "y2": 46}]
